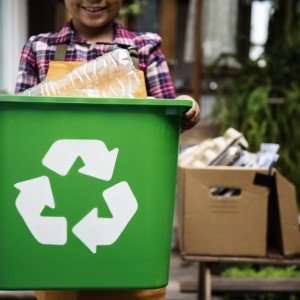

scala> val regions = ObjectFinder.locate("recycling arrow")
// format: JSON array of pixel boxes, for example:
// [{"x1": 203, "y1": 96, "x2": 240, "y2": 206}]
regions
[
  {"x1": 42, "y1": 140, "x2": 119, "y2": 181},
  {"x1": 14, "y1": 139, "x2": 138, "y2": 252},
  {"x1": 15, "y1": 176, "x2": 67, "y2": 245},
  {"x1": 72, "y1": 181, "x2": 138, "y2": 253}
]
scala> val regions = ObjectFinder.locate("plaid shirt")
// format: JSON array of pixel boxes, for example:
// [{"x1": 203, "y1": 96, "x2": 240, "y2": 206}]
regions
[{"x1": 15, "y1": 21, "x2": 175, "y2": 99}]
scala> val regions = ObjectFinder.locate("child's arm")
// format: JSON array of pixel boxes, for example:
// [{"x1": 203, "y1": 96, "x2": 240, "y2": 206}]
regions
[
  {"x1": 144, "y1": 47, "x2": 176, "y2": 99},
  {"x1": 143, "y1": 41, "x2": 199, "y2": 130},
  {"x1": 178, "y1": 95, "x2": 200, "y2": 131},
  {"x1": 15, "y1": 37, "x2": 38, "y2": 94}
]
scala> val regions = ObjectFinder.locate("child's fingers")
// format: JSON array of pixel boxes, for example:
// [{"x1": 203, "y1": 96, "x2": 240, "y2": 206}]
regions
[
  {"x1": 184, "y1": 102, "x2": 197, "y2": 118},
  {"x1": 181, "y1": 106, "x2": 200, "y2": 130},
  {"x1": 182, "y1": 115, "x2": 199, "y2": 129},
  {"x1": 175, "y1": 95, "x2": 200, "y2": 130},
  {"x1": 184, "y1": 102, "x2": 199, "y2": 119},
  {"x1": 184, "y1": 100, "x2": 200, "y2": 121}
]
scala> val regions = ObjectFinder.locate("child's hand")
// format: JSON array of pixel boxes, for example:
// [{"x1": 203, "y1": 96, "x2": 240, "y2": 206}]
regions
[{"x1": 176, "y1": 95, "x2": 200, "y2": 131}]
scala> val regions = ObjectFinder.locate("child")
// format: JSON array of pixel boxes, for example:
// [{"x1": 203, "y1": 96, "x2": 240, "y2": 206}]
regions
[
  {"x1": 15, "y1": 0, "x2": 199, "y2": 130},
  {"x1": 15, "y1": 1, "x2": 199, "y2": 299}
]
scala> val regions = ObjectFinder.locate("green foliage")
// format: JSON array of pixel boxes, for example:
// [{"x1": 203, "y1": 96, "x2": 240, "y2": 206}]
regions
[
  {"x1": 224, "y1": 293, "x2": 298, "y2": 300},
  {"x1": 120, "y1": 0, "x2": 147, "y2": 17},
  {"x1": 222, "y1": 265, "x2": 300, "y2": 278},
  {"x1": 222, "y1": 265, "x2": 300, "y2": 300},
  {"x1": 212, "y1": 22, "x2": 300, "y2": 201}
]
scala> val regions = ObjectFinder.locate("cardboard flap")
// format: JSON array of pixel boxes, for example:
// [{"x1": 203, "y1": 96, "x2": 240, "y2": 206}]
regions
[
  {"x1": 275, "y1": 171, "x2": 300, "y2": 255},
  {"x1": 183, "y1": 167, "x2": 269, "y2": 197},
  {"x1": 177, "y1": 167, "x2": 186, "y2": 252}
]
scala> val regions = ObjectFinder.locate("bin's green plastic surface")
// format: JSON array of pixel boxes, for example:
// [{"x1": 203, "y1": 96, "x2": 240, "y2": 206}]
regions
[{"x1": 0, "y1": 95, "x2": 192, "y2": 290}]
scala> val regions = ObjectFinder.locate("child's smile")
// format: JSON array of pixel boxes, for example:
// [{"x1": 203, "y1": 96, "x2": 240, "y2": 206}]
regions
[
  {"x1": 80, "y1": 4, "x2": 107, "y2": 18},
  {"x1": 65, "y1": 0, "x2": 122, "y2": 41}
]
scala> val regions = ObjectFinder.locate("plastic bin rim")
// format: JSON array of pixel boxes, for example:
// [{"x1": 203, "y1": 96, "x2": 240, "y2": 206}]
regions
[{"x1": 0, "y1": 95, "x2": 193, "y2": 108}]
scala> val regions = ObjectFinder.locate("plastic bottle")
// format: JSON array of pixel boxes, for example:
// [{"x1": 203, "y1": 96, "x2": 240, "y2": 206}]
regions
[{"x1": 20, "y1": 49, "x2": 141, "y2": 98}]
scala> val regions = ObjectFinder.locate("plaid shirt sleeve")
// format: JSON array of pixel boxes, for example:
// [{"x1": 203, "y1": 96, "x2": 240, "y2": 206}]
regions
[
  {"x1": 145, "y1": 47, "x2": 176, "y2": 99},
  {"x1": 15, "y1": 36, "x2": 38, "y2": 94},
  {"x1": 114, "y1": 25, "x2": 176, "y2": 99}
]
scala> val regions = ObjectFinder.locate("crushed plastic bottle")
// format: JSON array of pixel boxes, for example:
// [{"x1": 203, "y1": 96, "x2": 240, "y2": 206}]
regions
[{"x1": 20, "y1": 49, "x2": 141, "y2": 98}]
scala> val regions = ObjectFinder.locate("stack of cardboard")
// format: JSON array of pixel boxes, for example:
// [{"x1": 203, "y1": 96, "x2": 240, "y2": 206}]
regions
[{"x1": 178, "y1": 129, "x2": 300, "y2": 257}]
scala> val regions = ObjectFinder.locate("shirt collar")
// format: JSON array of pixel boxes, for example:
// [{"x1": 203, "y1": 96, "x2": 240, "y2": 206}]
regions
[
  {"x1": 50, "y1": 20, "x2": 135, "y2": 47},
  {"x1": 49, "y1": 20, "x2": 83, "y2": 45}
]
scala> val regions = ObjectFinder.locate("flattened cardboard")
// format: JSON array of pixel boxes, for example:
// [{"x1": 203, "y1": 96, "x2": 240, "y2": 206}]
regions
[
  {"x1": 273, "y1": 172, "x2": 300, "y2": 256},
  {"x1": 178, "y1": 167, "x2": 270, "y2": 257}
]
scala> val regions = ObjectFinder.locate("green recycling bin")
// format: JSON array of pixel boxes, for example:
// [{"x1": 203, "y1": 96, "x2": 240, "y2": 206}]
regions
[{"x1": 0, "y1": 94, "x2": 191, "y2": 290}]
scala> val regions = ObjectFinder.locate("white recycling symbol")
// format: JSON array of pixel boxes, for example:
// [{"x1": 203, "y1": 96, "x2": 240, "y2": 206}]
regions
[{"x1": 14, "y1": 139, "x2": 138, "y2": 254}]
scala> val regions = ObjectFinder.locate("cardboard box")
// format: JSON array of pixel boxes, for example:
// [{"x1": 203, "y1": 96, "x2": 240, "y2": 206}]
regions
[
  {"x1": 178, "y1": 166, "x2": 300, "y2": 257},
  {"x1": 178, "y1": 167, "x2": 270, "y2": 257},
  {"x1": 269, "y1": 172, "x2": 300, "y2": 256}
]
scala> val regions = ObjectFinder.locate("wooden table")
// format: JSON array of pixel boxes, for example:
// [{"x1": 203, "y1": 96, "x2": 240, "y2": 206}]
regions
[{"x1": 181, "y1": 251, "x2": 300, "y2": 300}]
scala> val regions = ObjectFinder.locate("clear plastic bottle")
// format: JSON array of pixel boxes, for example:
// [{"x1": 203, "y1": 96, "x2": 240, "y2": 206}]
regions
[{"x1": 20, "y1": 49, "x2": 141, "y2": 98}]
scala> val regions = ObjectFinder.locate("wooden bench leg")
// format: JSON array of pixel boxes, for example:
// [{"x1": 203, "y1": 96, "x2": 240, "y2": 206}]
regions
[{"x1": 198, "y1": 263, "x2": 211, "y2": 300}]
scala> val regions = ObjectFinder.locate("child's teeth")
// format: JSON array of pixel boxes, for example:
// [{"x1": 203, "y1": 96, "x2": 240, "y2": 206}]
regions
[{"x1": 86, "y1": 8, "x2": 102, "y2": 12}]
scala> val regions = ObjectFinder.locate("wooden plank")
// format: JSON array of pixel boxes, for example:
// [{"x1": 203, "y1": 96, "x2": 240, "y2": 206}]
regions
[
  {"x1": 182, "y1": 250, "x2": 300, "y2": 265},
  {"x1": 181, "y1": 277, "x2": 300, "y2": 293},
  {"x1": 198, "y1": 263, "x2": 211, "y2": 300},
  {"x1": 182, "y1": 255, "x2": 300, "y2": 265},
  {"x1": 193, "y1": 0, "x2": 203, "y2": 105},
  {"x1": 159, "y1": 0, "x2": 178, "y2": 63}
]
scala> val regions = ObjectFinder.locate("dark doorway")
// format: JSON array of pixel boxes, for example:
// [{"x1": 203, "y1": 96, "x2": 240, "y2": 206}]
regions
[{"x1": 28, "y1": 0, "x2": 66, "y2": 38}]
